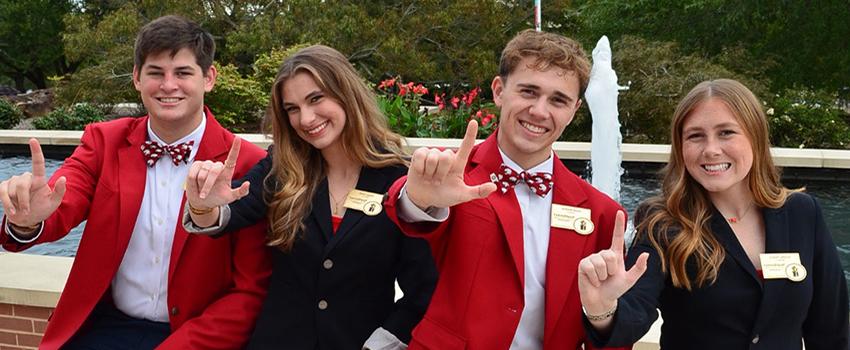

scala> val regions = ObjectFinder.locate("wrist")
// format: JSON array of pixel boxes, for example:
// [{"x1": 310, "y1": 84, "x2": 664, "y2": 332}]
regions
[
  {"x1": 9, "y1": 221, "x2": 39, "y2": 233},
  {"x1": 583, "y1": 300, "x2": 618, "y2": 322},
  {"x1": 188, "y1": 202, "x2": 216, "y2": 216}
]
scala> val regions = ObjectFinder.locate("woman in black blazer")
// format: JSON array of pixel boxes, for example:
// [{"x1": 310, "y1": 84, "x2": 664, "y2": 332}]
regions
[
  {"x1": 577, "y1": 79, "x2": 848, "y2": 349},
  {"x1": 182, "y1": 45, "x2": 437, "y2": 349}
]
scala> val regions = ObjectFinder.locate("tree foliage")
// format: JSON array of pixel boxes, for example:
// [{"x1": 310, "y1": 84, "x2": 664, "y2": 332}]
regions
[{"x1": 0, "y1": 0, "x2": 74, "y2": 90}]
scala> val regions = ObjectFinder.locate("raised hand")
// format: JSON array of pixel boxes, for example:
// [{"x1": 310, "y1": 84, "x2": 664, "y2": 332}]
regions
[
  {"x1": 185, "y1": 137, "x2": 251, "y2": 211},
  {"x1": 578, "y1": 211, "x2": 649, "y2": 316},
  {"x1": 405, "y1": 120, "x2": 497, "y2": 210},
  {"x1": 0, "y1": 138, "x2": 67, "y2": 228}
]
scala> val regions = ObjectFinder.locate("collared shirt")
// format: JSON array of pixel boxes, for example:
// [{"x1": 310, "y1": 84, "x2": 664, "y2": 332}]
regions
[
  {"x1": 398, "y1": 147, "x2": 555, "y2": 350},
  {"x1": 111, "y1": 116, "x2": 205, "y2": 322}
]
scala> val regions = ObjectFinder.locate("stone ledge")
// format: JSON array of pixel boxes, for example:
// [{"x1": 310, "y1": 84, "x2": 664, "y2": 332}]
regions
[
  {"x1": 0, "y1": 253, "x2": 71, "y2": 308},
  {"x1": 2, "y1": 130, "x2": 850, "y2": 169}
]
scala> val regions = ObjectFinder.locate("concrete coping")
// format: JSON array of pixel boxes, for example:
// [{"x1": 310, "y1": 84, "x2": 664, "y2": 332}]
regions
[
  {"x1": 0, "y1": 252, "x2": 72, "y2": 308},
  {"x1": 2, "y1": 130, "x2": 850, "y2": 168}
]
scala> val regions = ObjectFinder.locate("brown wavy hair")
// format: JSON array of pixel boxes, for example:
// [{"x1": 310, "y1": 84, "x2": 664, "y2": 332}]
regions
[
  {"x1": 499, "y1": 29, "x2": 591, "y2": 94},
  {"x1": 263, "y1": 45, "x2": 407, "y2": 251},
  {"x1": 636, "y1": 79, "x2": 796, "y2": 290}
]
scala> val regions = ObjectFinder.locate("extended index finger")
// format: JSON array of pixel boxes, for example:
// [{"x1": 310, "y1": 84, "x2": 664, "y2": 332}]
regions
[
  {"x1": 453, "y1": 120, "x2": 479, "y2": 170},
  {"x1": 610, "y1": 210, "x2": 626, "y2": 254},
  {"x1": 29, "y1": 138, "x2": 46, "y2": 178},
  {"x1": 222, "y1": 137, "x2": 242, "y2": 175}
]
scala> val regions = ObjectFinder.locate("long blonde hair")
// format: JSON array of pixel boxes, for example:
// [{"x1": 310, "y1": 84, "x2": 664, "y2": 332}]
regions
[
  {"x1": 264, "y1": 45, "x2": 407, "y2": 251},
  {"x1": 636, "y1": 79, "x2": 796, "y2": 290}
]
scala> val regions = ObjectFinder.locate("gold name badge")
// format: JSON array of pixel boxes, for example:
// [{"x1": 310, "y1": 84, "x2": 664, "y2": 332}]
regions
[
  {"x1": 343, "y1": 189, "x2": 384, "y2": 216},
  {"x1": 759, "y1": 253, "x2": 807, "y2": 282},
  {"x1": 551, "y1": 204, "x2": 594, "y2": 235}
]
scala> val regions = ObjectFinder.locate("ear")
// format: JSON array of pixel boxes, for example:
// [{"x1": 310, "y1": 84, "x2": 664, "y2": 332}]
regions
[
  {"x1": 491, "y1": 76, "x2": 504, "y2": 108},
  {"x1": 565, "y1": 98, "x2": 582, "y2": 126},
  {"x1": 204, "y1": 65, "x2": 217, "y2": 92},
  {"x1": 132, "y1": 66, "x2": 142, "y2": 92}
]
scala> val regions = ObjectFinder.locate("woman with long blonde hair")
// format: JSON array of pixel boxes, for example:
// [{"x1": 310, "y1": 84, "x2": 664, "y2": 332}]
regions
[
  {"x1": 577, "y1": 79, "x2": 848, "y2": 349},
  {"x1": 182, "y1": 45, "x2": 436, "y2": 349}
]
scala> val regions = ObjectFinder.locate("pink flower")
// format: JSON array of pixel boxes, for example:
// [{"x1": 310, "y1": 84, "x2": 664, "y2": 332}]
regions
[
  {"x1": 451, "y1": 96, "x2": 460, "y2": 109},
  {"x1": 378, "y1": 78, "x2": 396, "y2": 90},
  {"x1": 413, "y1": 84, "x2": 428, "y2": 95},
  {"x1": 435, "y1": 93, "x2": 446, "y2": 111}
]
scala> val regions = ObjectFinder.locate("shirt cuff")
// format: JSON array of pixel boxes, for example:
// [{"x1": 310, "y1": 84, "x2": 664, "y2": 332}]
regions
[
  {"x1": 362, "y1": 327, "x2": 407, "y2": 350},
  {"x1": 182, "y1": 204, "x2": 230, "y2": 235},
  {"x1": 397, "y1": 185, "x2": 449, "y2": 223},
  {"x1": 3, "y1": 216, "x2": 43, "y2": 243}
]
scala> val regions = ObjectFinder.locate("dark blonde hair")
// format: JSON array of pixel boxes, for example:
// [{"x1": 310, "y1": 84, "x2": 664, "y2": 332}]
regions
[
  {"x1": 264, "y1": 45, "x2": 407, "y2": 250},
  {"x1": 636, "y1": 79, "x2": 796, "y2": 290},
  {"x1": 499, "y1": 29, "x2": 591, "y2": 93}
]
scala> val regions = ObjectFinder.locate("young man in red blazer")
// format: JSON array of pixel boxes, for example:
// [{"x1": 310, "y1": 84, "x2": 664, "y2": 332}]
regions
[
  {"x1": 384, "y1": 30, "x2": 630, "y2": 349},
  {"x1": 0, "y1": 16, "x2": 271, "y2": 349}
]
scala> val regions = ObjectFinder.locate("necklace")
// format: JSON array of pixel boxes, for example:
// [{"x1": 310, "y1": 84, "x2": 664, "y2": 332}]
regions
[
  {"x1": 329, "y1": 190, "x2": 348, "y2": 216},
  {"x1": 725, "y1": 202, "x2": 755, "y2": 224}
]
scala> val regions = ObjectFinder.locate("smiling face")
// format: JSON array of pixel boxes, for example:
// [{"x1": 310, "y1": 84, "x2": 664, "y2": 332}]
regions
[
  {"x1": 681, "y1": 98, "x2": 754, "y2": 196},
  {"x1": 133, "y1": 47, "x2": 215, "y2": 142},
  {"x1": 282, "y1": 71, "x2": 347, "y2": 153},
  {"x1": 492, "y1": 57, "x2": 582, "y2": 169}
]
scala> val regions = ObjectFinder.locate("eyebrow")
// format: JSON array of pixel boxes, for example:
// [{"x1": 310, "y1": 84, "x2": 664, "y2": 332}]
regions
[
  {"x1": 683, "y1": 122, "x2": 741, "y2": 133},
  {"x1": 283, "y1": 90, "x2": 323, "y2": 106},
  {"x1": 143, "y1": 64, "x2": 196, "y2": 72},
  {"x1": 516, "y1": 83, "x2": 574, "y2": 103}
]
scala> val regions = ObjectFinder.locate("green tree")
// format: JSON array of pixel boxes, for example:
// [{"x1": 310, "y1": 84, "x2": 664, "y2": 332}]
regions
[{"x1": 0, "y1": 0, "x2": 74, "y2": 90}]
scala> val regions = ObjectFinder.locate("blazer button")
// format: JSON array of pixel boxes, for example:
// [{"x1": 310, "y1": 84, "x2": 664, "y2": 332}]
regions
[
  {"x1": 323, "y1": 259, "x2": 334, "y2": 270},
  {"x1": 318, "y1": 300, "x2": 328, "y2": 310},
  {"x1": 170, "y1": 307, "x2": 179, "y2": 316},
  {"x1": 751, "y1": 335, "x2": 759, "y2": 344}
]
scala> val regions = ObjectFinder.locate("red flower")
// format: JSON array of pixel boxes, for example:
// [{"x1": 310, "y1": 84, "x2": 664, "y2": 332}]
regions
[
  {"x1": 378, "y1": 78, "x2": 396, "y2": 90},
  {"x1": 451, "y1": 96, "x2": 460, "y2": 109},
  {"x1": 482, "y1": 113, "x2": 495, "y2": 126},
  {"x1": 413, "y1": 84, "x2": 428, "y2": 95},
  {"x1": 435, "y1": 93, "x2": 446, "y2": 111}
]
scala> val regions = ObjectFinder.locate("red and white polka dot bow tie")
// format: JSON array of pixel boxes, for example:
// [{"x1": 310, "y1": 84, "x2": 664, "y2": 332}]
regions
[
  {"x1": 140, "y1": 140, "x2": 194, "y2": 167},
  {"x1": 491, "y1": 164, "x2": 554, "y2": 197}
]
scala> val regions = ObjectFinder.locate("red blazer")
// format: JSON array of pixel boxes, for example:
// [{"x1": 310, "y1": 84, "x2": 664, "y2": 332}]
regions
[
  {"x1": 384, "y1": 132, "x2": 629, "y2": 350},
  {"x1": 1, "y1": 107, "x2": 272, "y2": 349}
]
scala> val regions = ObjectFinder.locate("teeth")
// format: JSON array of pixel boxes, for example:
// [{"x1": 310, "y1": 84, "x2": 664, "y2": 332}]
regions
[
  {"x1": 520, "y1": 121, "x2": 546, "y2": 133},
  {"x1": 703, "y1": 163, "x2": 730, "y2": 172},
  {"x1": 159, "y1": 97, "x2": 181, "y2": 103},
  {"x1": 307, "y1": 121, "x2": 328, "y2": 135}
]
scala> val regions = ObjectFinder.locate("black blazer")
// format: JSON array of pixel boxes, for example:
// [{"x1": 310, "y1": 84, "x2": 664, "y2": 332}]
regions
[
  {"x1": 589, "y1": 192, "x2": 848, "y2": 350},
  {"x1": 225, "y1": 153, "x2": 438, "y2": 350}
]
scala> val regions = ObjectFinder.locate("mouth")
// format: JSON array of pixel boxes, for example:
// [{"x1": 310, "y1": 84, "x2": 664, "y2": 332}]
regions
[
  {"x1": 702, "y1": 163, "x2": 731, "y2": 174},
  {"x1": 519, "y1": 120, "x2": 549, "y2": 135},
  {"x1": 305, "y1": 120, "x2": 329, "y2": 135},
  {"x1": 156, "y1": 97, "x2": 184, "y2": 104}
]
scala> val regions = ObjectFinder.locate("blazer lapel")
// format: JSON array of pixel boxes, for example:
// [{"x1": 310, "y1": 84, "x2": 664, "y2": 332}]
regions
[
  {"x1": 323, "y1": 167, "x2": 388, "y2": 255},
  {"x1": 544, "y1": 161, "x2": 591, "y2": 341},
  {"x1": 468, "y1": 134, "x2": 525, "y2": 287},
  {"x1": 169, "y1": 109, "x2": 229, "y2": 280},
  {"x1": 311, "y1": 178, "x2": 334, "y2": 243},
  {"x1": 710, "y1": 208, "x2": 762, "y2": 287},
  {"x1": 115, "y1": 118, "x2": 150, "y2": 264},
  {"x1": 754, "y1": 205, "x2": 790, "y2": 327}
]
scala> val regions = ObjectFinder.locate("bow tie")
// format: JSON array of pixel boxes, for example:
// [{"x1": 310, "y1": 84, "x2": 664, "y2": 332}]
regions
[
  {"x1": 491, "y1": 164, "x2": 553, "y2": 197},
  {"x1": 140, "y1": 140, "x2": 194, "y2": 167}
]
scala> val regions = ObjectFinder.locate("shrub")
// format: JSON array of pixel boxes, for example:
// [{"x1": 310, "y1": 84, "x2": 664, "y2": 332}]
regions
[
  {"x1": 205, "y1": 63, "x2": 268, "y2": 133},
  {"x1": 768, "y1": 88, "x2": 850, "y2": 149},
  {"x1": 33, "y1": 103, "x2": 106, "y2": 130},
  {"x1": 0, "y1": 98, "x2": 24, "y2": 129}
]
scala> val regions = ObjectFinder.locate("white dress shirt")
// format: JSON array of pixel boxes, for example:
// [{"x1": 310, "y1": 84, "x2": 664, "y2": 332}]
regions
[
  {"x1": 111, "y1": 117, "x2": 205, "y2": 322},
  {"x1": 398, "y1": 147, "x2": 555, "y2": 350}
]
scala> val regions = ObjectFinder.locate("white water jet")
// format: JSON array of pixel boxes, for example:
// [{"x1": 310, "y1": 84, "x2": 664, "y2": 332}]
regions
[{"x1": 586, "y1": 36, "x2": 624, "y2": 203}]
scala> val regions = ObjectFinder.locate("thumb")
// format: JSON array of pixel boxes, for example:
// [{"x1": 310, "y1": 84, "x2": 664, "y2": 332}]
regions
[
  {"x1": 234, "y1": 181, "x2": 251, "y2": 200},
  {"x1": 50, "y1": 176, "x2": 67, "y2": 204},
  {"x1": 464, "y1": 182, "x2": 497, "y2": 201},
  {"x1": 625, "y1": 252, "x2": 650, "y2": 286}
]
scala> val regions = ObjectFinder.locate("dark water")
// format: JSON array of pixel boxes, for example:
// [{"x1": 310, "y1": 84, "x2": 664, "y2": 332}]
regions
[{"x1": 1, "y1": 156, "x2": 849, "y2": 306}]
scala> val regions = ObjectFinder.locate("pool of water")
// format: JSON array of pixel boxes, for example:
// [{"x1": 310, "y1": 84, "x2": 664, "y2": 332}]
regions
[{"x1": 1, "y1": 155, "x2": 849, "y2": 305}]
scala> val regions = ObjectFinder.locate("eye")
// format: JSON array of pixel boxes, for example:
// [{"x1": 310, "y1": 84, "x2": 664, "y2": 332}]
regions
[
  {"x1": 686, "y1": 132, "x2": 704, "y2": 140},
  {"x1": 519, "y1": 88, "x2": 536, "y2": 97},
  {"x1": 309, "y1": 94, "x2": 324, "y2": 103},
  {"x1": 284, "y1": 105, "x2": 299, "y2": 114},
  {"x1": 550, "y1": 97, "x2": 568, "y2": 107},
  {"x1": 719, "y1": 129, "x2": 737, "y2": 137}
]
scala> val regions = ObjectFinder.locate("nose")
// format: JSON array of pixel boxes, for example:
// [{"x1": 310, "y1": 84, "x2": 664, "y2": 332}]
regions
[
  {"x1": 159, "y1": 73, "x2": 178, "y2": 91},
  {"x1": 528, "y1": 98, "x2": 549, "y2": 119},
  {"x1": 299, "y1": 106, "x2": 318, "y2": 125},
  {"x1": 703, "y1": 135, "x2": 722, "y2": 157}
]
